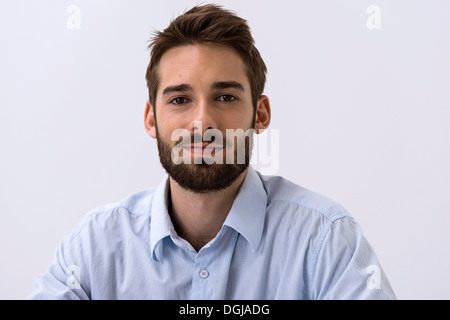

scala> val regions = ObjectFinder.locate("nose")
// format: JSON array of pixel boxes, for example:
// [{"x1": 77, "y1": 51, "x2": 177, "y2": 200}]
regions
[{"x1": 192, "y1": 98, "x2": 218, "y2": 134}]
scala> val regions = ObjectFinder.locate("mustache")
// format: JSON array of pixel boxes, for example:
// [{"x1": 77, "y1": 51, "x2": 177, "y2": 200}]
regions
[{"x1": 175, "y1": 133, "x2": 234, "y2": 148}]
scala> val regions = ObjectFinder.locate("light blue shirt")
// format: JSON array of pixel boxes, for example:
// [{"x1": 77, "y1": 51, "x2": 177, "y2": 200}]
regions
[{"x1": 29, "y1": 166, "x2": 396, "y2": 299}]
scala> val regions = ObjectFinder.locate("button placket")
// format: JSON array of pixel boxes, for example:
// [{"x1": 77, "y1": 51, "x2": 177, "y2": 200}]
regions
[
  {"x1": 191, "y1": 249, "x2": 214, "y2": 299},
  {"x1": 190, "y1": 228, "x2": 236, "y2": 299}
]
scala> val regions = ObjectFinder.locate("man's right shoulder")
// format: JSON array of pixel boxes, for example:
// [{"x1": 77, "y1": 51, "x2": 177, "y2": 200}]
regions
[{"x1": 70, "y1": 188, "x2": 158, "y2": 239}]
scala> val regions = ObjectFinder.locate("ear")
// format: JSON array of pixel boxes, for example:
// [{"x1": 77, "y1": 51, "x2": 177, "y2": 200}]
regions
[
  {"x1": 144, "y1": 99, "x2": 157, "y2": 139},
  {"x1": 254, "y1": 95, "x2": 271, "y2": 134}
]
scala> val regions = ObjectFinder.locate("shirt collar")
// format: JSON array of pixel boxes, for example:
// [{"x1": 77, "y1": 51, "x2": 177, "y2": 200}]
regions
[
  {"x1": 149, "y1": 166, "x2": 268, "y2": 261},
  {"x1": 149, "y1": 174, "x2": 172, "y2": 261},
  {"x1": 222, "y1": 166, "x2": 268, "y2": 252}
]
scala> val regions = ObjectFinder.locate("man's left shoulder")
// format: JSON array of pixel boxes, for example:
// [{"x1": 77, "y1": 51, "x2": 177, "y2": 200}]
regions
[{"x1": 258, "y1": 173, "x2": 350, "y2": 223}]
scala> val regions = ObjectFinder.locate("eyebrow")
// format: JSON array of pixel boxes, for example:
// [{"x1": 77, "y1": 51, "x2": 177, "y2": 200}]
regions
[
  {"x1": 162, "y1": 84, "x2": 193, "y2": 96},
  {"x1": 162, "y1": 81, "x2": 245, "y2": 96},
  {"x1": 211, "y1": 81, "x2": 245, "y2": 92}
]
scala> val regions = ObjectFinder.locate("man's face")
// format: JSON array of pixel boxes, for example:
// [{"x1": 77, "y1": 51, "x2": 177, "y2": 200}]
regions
[{"x1": 147, "y1": 44, "x2": 256, "y2": 193}]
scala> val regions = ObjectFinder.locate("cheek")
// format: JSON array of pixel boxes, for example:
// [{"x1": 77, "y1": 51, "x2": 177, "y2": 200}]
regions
[
  {"x1": 156, "y1": 104, "x2": 191, "y2": 128},
  {"x1": 224, "y1": 109, "x2": 254, "y2": 129},
  {"x1": 155, "y1": 117, "x2": 189, "y2": 146},
  {"x1": 155, "y1": 123, "x2": 173, "y2": 142}
]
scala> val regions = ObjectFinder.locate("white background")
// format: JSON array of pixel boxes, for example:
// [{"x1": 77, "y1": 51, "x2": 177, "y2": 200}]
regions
[{"x1": 1, "y1": 0, "x2": 449, "y2": 299}]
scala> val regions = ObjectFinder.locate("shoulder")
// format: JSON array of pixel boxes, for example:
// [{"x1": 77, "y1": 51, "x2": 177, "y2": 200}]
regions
[
  {"x1": 71, "y1": 189, "x2": 157, "y2": 239},
  {"x1": 258, "y1": 173, "x2": 350, "y2": 224}
]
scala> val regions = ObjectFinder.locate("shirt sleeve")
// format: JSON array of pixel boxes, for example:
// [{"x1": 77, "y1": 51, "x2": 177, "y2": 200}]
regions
[
  {"x1": 27, "y1": 222, "x2": 91, "y2": 300},
  {"x1": 309, "y1": 216, "x2": 396, "y2": 300}
]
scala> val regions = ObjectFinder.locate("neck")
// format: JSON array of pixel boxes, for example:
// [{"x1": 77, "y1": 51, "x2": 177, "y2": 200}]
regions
[{"x1": 168, "y1": 168, "x2": 248, "y2": 251}]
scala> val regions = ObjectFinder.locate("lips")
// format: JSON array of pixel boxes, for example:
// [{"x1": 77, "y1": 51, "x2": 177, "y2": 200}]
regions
[{"x1": 183, "y1": 142, "x2": 224, "y2": 156}]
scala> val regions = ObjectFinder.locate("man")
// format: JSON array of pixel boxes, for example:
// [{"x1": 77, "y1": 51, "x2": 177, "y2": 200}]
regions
[{"x1": 29, "y1": 4, "x2": 396, "y2": 299}]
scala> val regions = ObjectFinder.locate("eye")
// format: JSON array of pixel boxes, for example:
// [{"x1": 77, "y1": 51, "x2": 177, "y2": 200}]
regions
[
  {"x1": 217, "y1": 94, "x2": 237, "y2": 102},
  {"x1": 170, "y1": 97, "x2": 189, "y2": 105}
]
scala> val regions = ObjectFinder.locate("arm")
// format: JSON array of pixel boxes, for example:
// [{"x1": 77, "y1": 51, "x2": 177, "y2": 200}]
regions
[
  {"x1": 309, "y1": 216, "x2": 396, "y2": 300},
  {"x1": 28, "y1": 225, "x2": 91, "y2": 300}
]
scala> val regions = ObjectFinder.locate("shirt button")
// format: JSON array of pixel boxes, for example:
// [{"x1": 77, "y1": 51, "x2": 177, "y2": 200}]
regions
[{"x1": 199, "y1": 269, "x2": 209, "y2": 278}]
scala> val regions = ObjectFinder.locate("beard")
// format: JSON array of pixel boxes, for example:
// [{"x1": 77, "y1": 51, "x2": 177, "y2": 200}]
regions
[{"x1": 155, "y1": 125, "x2": 254, "y2": 194}]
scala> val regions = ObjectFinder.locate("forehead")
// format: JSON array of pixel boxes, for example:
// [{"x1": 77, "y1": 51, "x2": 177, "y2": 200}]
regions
[{"x1": 157, "y1": 43, "x2": 249, "y2": 92}]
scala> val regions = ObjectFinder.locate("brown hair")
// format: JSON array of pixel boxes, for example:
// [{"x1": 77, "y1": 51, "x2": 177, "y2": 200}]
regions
[{"x1": 145, "y1": 4, "x2": 267, "y2": 109}]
